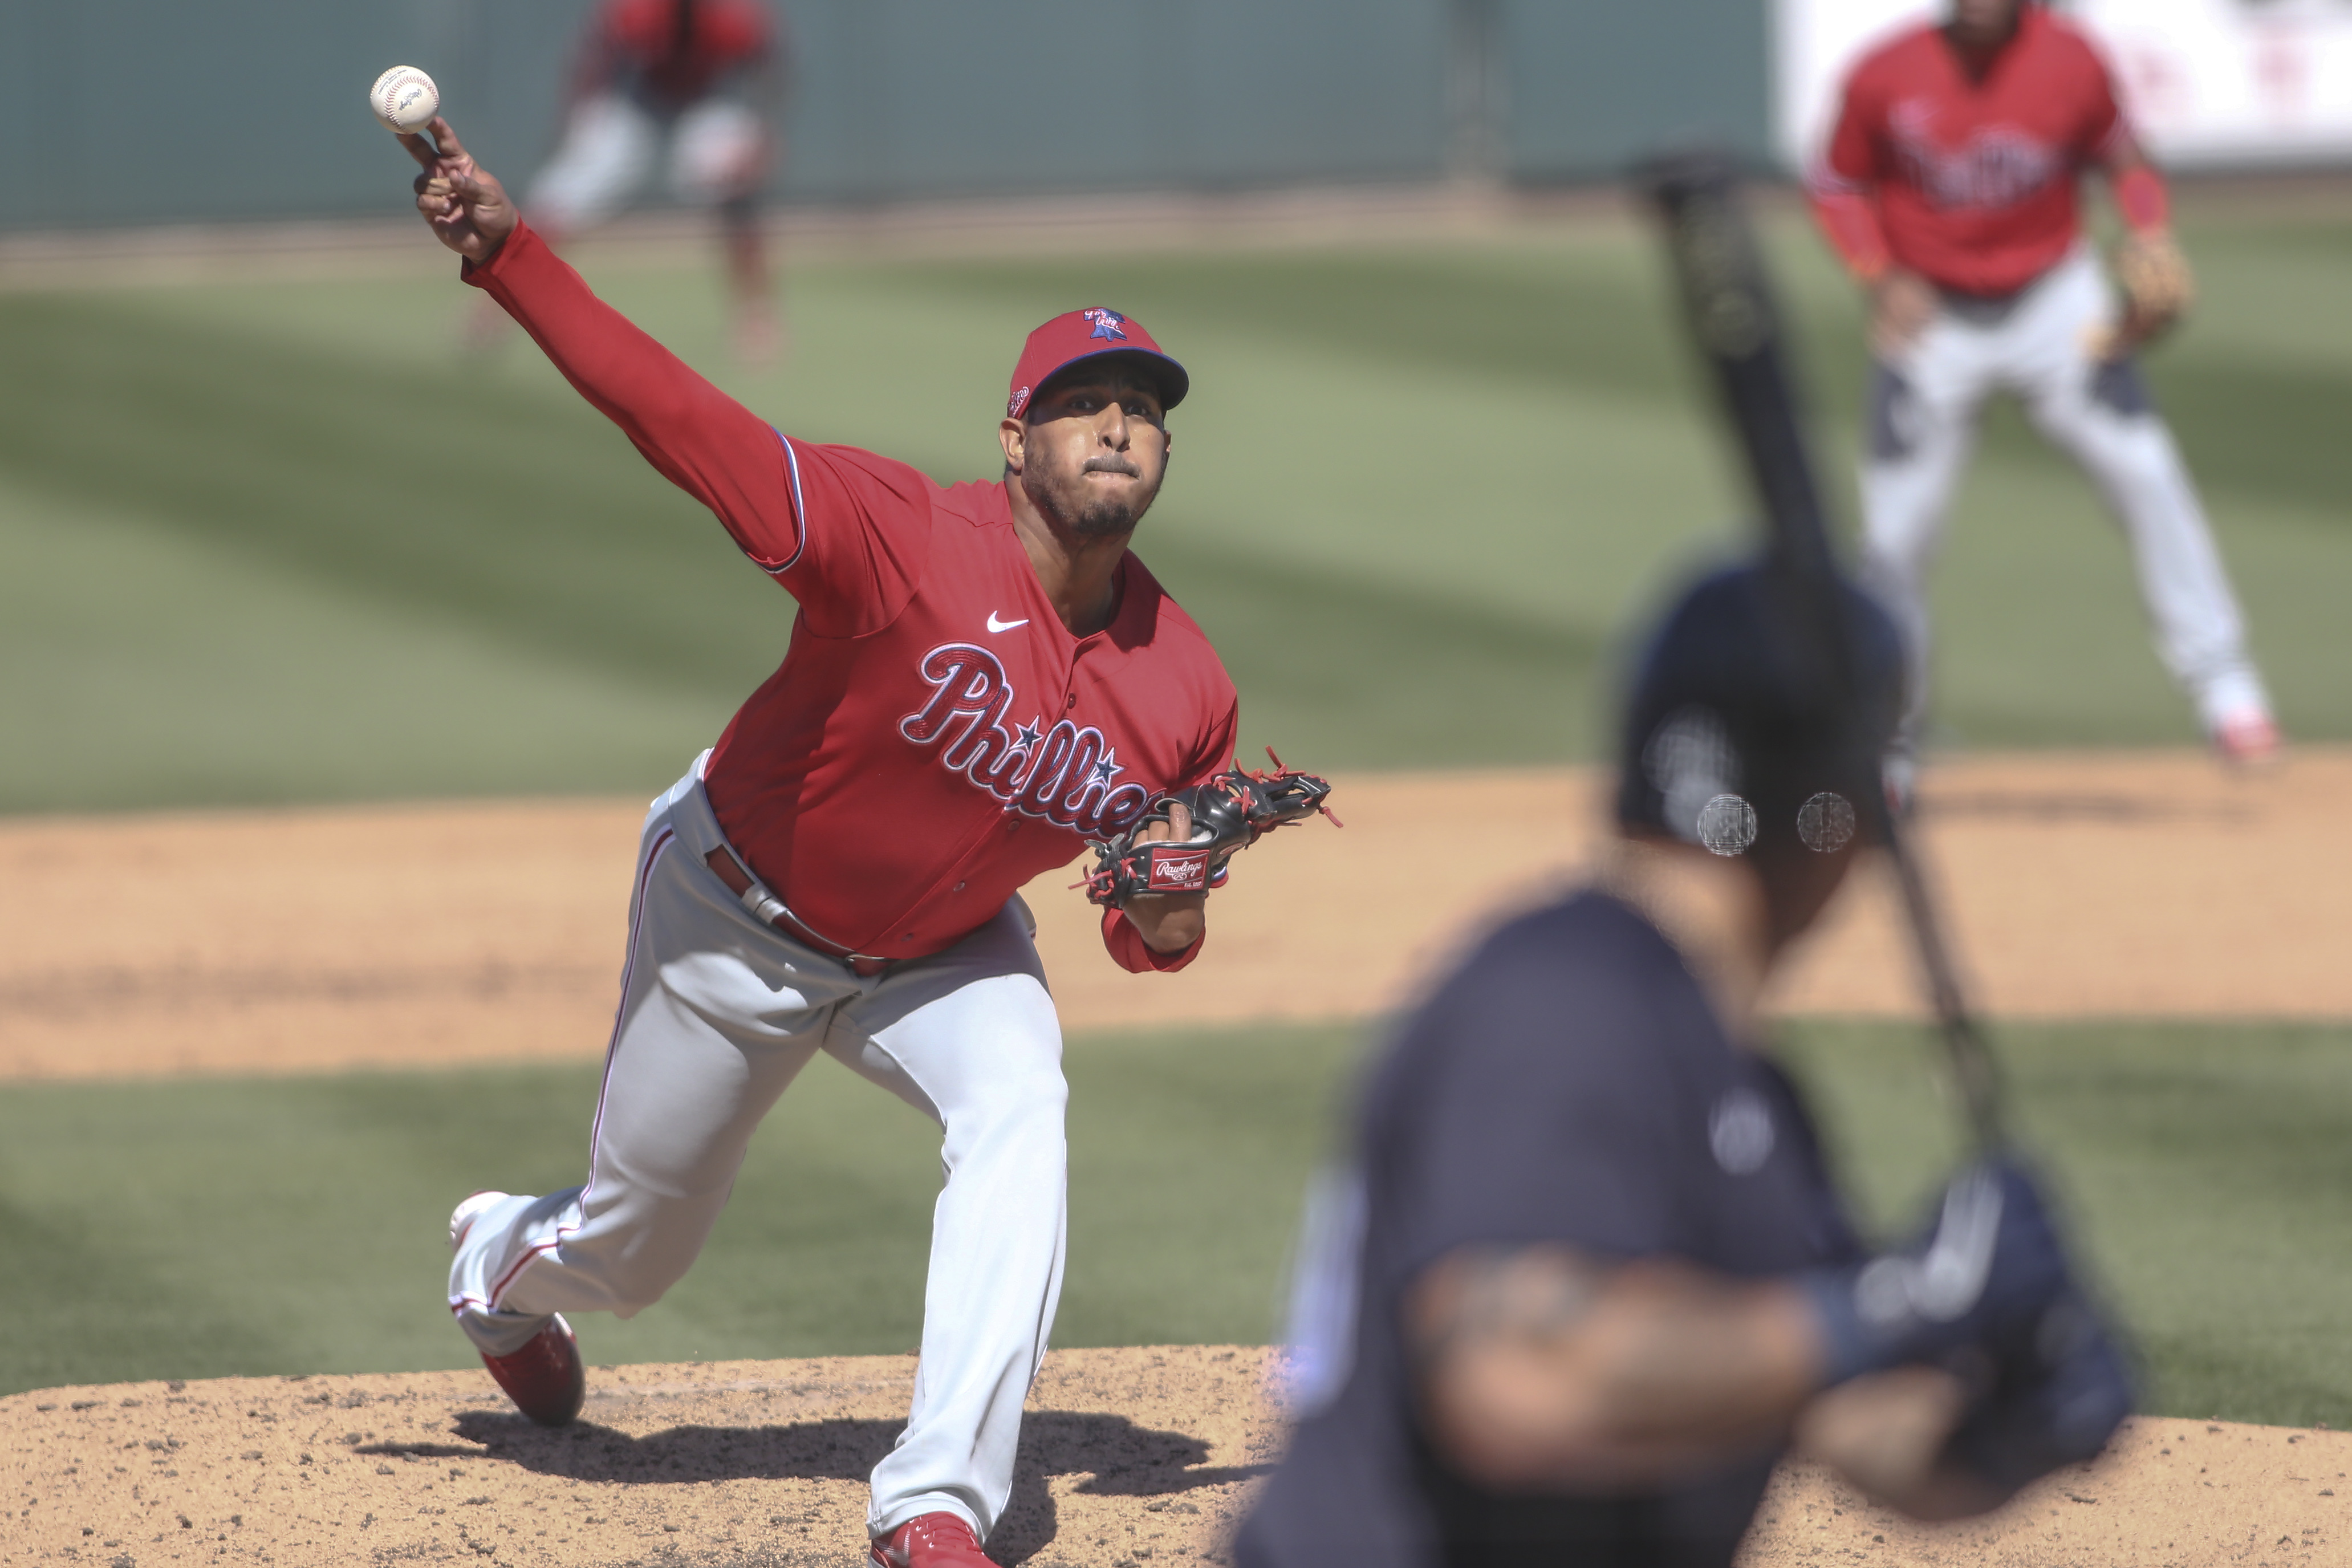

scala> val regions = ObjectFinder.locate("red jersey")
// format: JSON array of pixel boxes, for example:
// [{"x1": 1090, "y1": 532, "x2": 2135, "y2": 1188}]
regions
[
  {"x1": 1815, "y1": 5, "x2": 2127, "y2": 294},
  {"x1": 464, "y1": 225, "x2": 1238, "y2": 973},
  {"x1": 579, "y1": 0, "x2": 776, "y2": 111}
]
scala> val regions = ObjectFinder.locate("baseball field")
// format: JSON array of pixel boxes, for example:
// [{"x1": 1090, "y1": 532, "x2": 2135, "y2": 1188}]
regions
[{"x1": 3, "y1": 187, "x2": 2350, "y2": 1564}]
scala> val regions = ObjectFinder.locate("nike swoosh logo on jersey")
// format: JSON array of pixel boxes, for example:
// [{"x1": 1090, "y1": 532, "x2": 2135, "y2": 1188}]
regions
[{"x1": 986, "y1": 612, "x2": 1030, "y2": 633}]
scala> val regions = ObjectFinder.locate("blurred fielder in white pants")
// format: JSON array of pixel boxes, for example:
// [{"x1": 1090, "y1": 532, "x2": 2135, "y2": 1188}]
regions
[
  {"x1": 1811, "y1": 0, "x2": 2277, "y2": 786},
  {"x1": 509, "y1": 0, "x2": 786, "y2": 360}
]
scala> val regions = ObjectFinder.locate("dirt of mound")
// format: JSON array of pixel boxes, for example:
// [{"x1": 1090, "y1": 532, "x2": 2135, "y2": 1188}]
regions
[
  {"x1": 4, "y1": 1347, "x2": 2341, "y2": 1567},
  {"x1": 1, "y1": 749, "x2": 2345, "y2": 1082}
]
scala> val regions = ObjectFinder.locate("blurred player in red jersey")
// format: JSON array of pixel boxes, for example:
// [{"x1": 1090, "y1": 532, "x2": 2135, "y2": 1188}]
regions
[
  {"x1": 1809, "y1": 0, "x2": 2279, "y2": 789},
  {"x1": 505, "y1": 0, "x2": 786, "y2": 359},
  {"x1": 400, "y1": 111, "x2": 1326, "y2": 1567}
]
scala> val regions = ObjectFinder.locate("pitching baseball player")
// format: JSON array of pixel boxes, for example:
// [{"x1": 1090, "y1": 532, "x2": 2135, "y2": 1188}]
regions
[
  {"x1": 495, "y1": 0, "x2": 786, "y2": 360},
  {"x1": 400, "y1": 117, "x2": 1330, "y2": 1568},
  {"x1": 1238, "y1": 560, "x2": 2131, "y2": 1566},
  {"x1": 1809, "y1": 0, "x2": 2278, "y2": 784}
]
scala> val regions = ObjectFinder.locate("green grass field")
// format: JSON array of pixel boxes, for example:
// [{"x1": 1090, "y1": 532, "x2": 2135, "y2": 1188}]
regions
[
  {"x1": 4, "y1": 1018, "x2": 2351, "y2": 1428},
  {"x1": 2, "y1": 198, "x2": 2347, "y2": 1431},
  {"x1": 1, "y1": 200, "x2": 2346, "y2": 811}
]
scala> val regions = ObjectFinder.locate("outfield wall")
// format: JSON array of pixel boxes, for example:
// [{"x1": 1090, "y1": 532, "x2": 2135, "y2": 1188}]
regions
[{"x1": 0, "y1": 0, "x2": 1774, "y2": 231}]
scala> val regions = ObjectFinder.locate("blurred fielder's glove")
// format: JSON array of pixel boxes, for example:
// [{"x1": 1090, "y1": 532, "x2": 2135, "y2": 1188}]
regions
[
  {"x1": 2103, "y1": 231, "x2": 2196, "y2": 355},
  {"x1": 1081, "y1": 749, "x2": 1338, "y2": 907}
]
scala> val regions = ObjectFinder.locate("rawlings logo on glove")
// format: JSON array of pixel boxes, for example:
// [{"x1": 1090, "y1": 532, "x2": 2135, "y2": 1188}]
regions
[
  {"x1": 1142, "y1": 845, "x2": 1212, "y2": 892},
  {"x1": 1079, "y1": 749, "x2": 1339, "y2": 908}
]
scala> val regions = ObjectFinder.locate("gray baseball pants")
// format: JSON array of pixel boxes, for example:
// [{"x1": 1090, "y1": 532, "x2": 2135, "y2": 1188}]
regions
[
  {"x1": 1861, "y1": 244, "x2": 2270, "y2": 746},
  {"x1": 449, "y1": 757, "x2": 1067, "y2": 1542}
]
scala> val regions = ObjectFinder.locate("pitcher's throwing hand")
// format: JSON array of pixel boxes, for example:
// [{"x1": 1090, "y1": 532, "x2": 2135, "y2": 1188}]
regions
[{"x1": 401, "y1": 120, "x2": 520, "y2": 262}]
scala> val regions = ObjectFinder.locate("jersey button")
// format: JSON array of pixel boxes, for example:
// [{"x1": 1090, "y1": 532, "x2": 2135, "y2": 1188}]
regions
[
  {"x1": 1065, "y1": 693, "x2": 1077, "y2": 710},
  {"x1": 954, "y1": 882, "x2": 966, "y2": 892}
]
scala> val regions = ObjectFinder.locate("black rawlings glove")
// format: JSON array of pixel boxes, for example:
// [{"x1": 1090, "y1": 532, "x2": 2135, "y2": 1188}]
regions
[
  {"x1": 1798, "y1": 1159, "x2": 2074, "y2": 1386},
  {"x1": 1941, "y1": 1286, "x2": 2135, "y2": 1494},
  {"x1": 1081, "y1": 749, "x2": 1338, "y2": 907}
]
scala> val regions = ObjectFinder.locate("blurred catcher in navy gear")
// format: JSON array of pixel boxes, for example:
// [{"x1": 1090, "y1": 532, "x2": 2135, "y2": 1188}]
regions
[{"x1": 1234, "y1": 560, "x2": 2129, "y2": 1568}]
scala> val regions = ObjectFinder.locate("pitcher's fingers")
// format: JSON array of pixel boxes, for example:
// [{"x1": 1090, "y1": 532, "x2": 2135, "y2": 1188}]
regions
[
  {"x1": 423, "y1": 117, "x2": 473, "y2": 165},
  {"x1": 397, "y1": 129, "x2": 441, "y2": 171},
  {"x1": 1164, "y1": 800, "x2": 1193, "y2": 840}
]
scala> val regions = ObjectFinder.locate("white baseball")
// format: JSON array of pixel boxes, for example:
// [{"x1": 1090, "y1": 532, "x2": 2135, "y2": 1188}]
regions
[{"x1": 370, "y1": 66, "x2": 440, "y2": 136}]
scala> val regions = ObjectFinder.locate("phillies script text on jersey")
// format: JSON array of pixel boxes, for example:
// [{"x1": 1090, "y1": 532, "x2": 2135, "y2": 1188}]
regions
[
  {"x1": 900, "y1": 642, "x2": 1154, "y2": 836},
  {"x1": 1820, "y1": 5, "x2": 2127, "y2": 295},
  {"x1": 464, "y1": 225, "x2": 1239, "y2": 970}
]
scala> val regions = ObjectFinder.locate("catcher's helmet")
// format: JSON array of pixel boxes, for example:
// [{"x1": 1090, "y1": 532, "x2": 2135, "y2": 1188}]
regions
[{"x1": 1615, "y1": 559, "x2": 1904, "y2": 862}]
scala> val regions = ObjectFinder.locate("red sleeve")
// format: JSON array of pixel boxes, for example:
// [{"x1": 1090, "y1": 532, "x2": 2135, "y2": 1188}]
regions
[
  {"x1": 1101, "y1": 906, "x2": 1205, "y2": 974},
  {"x1": 1181, "y1": 698, "x2": 1241, "y2": 791},
  {"x1": 1822, "y1": 62, "x2": 1882, "y2": 188},
  {"x1": 464, "y1": 224, "x2": 928, "y2": 634},
  {"x1": 1809, "y1": 67, "x2": 1892, "y2": 281},
  {"x1": 1808, "y1": 182, "x2": 1891, "y2": 282},
  {"x1": 2111, "y1": 162, "x2": 2170, "y2": 234},
  {"x1": 2075, "y1": 32, "x2": 2127, "y2": 163}
]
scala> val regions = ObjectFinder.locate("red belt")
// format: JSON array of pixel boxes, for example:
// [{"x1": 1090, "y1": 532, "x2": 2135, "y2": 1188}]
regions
[{"x1": 704, "y1": 848, "x2": 896, "y2": 978}]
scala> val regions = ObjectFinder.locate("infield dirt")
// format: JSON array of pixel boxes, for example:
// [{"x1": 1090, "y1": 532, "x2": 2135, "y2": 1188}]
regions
[
  {"x1": 3, "y1": 749, "x2": 2345, "y2": 1565},
  {"x1": 2, "y1": 748, "x2": 2345, "y2": 1082},
  {"x1": 5, "y1": 1348, "x2": 2344, "y2": 1567}
]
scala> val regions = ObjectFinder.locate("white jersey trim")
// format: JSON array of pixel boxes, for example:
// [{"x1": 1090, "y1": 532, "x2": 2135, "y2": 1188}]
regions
[{"x1": 753, "y1": 427, "x2": 809, "y2": 576}]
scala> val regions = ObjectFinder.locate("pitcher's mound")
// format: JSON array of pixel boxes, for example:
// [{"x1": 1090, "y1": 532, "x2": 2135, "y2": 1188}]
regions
[{"x1": 6, "y1": 1345, "x2": 2339, "y2": 1565}]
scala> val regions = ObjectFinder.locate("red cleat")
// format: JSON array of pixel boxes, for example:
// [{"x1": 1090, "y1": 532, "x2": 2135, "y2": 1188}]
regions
[
  {"x1": 480, "y1": 1314, "x2": 586, "y2": 1428},
  {"x1": 871, "y1": 1511, "x2": 994, "y2": 1567}
]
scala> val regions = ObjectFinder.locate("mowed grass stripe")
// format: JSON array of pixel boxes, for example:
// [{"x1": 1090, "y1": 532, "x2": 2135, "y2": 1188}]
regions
[
  {"x1": 0, "y1": 473, "x2": 738, "y2": 809},
  {"x1": 1, "y1": 206, "x2": 2345, "y2": 813},
  {"x1": 2, "y1": 1018, "x2": 2349, "y2": 1429}
]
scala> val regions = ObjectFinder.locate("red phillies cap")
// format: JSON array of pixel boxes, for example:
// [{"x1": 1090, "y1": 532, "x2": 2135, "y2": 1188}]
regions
[{"x1": 1005, "y1": 307, "x2": 1189, "y2": 420}]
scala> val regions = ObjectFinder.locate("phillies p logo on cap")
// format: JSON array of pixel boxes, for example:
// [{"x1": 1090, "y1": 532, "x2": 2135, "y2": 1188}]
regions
[{"x1": 1006, "y1": 308, "x2": 1189, "y2": 420}]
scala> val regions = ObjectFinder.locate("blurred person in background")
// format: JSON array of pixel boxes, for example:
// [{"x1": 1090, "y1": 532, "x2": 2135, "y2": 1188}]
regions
[
  {"x1": 478, "y1": 0, "x2": 787, "y2": 360},
  {"x1": 1236, "y1": 560, "x2": 2131, "y2": 1566},
  {"x1": 1809, "y1": 0, "x2": 2278, "y2": 794}
]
